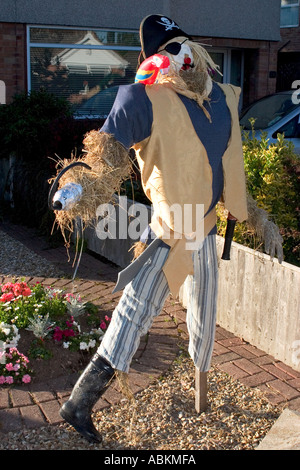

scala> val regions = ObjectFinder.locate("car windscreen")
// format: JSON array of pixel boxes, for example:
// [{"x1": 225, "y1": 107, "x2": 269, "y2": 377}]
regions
[{"x1": 240, "y1": 94, "x2": 299, "y2": 130}]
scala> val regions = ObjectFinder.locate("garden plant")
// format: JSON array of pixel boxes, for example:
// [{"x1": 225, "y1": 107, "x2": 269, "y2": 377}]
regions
[
  {"x1": 0, "y1": 280, "x2": 110, "y2": 386},
  {"x1": 217, "y1": 120, "x2": 300, "y2": 266}
]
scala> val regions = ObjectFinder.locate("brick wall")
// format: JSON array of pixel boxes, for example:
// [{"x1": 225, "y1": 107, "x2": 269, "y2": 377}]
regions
[
  {"x1": 276, "y1": 9, "x2": 300, "y2": 91},
  {"x1": 280, "y1": 8, "x2": 300, "y2": 53},
  {"x1": 1, "y1": 21, "x2": 295, "y2": 107},
  {"x1": 0, "y1": 23, "x2": 27, "y2": 104},
  {"x1": 202, "y1": 36, "x2": 278, "y2": 106}
]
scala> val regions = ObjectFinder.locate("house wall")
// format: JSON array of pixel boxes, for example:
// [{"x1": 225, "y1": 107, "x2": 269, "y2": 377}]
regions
[
  {"x1": 0, "y1": 1, "x2": 283, "y2": 105},
  {"x1": 208, "y1": 37, "x2": 279, "y2": 106},
  {"x1": 0, "y1": 23, "x2": 26, "y2": 103},
  {"x1": 275, "y1": 8, "x2": 300, "y2": 92},
  {"x1": 0, "y1": 0, "x2": 281, "y2": 41},
  {"x1": 280, "y1": 7, "x2": 300, "y2": 52}
]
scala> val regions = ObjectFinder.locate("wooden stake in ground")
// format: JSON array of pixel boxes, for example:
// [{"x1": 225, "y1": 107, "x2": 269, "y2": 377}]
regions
[{"x1": 195, "y1": 369, "x2": 207, "y2": 412}]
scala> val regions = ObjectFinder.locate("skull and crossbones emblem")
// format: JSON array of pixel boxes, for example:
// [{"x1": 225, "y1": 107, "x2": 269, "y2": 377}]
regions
[{"x1": 157, "y1": 17, "x2": 180, "y2": 31}]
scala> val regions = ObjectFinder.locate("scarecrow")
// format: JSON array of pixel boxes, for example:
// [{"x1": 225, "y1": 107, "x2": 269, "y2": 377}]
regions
[{"x1": 50, "y1": 15, "x2": 283, "y2": 443}]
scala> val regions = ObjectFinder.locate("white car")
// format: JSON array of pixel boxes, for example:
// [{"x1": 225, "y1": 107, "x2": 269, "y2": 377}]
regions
[{"x1": 240, "y1": 90, "x2": 300, "y2": 154}]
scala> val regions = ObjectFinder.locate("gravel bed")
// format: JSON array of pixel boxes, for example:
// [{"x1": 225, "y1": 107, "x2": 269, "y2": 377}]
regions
[
  {"x1": 0, "y1": 356, "x2": 282, "y2": 451},
  {"x1": 0, "y1": 231, "x2": 63, "y2": 279},
  {"x1": 0, "y1": 230, "x2": 283, "y2": 450}
]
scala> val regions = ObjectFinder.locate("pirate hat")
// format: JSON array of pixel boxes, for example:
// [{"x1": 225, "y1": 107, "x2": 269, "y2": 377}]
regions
[{"x1": 139, "y1": 14, "x2": 192, "y2": 60}]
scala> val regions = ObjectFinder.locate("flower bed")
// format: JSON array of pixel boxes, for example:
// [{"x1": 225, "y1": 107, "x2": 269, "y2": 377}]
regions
[{"x1": 0, "y1": 281, "x2": 110, "y2": 385}]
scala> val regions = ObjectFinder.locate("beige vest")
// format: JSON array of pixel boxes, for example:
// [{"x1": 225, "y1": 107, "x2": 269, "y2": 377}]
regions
[{"x1": 133, "y1": 82, "x2": 248, "y2": 295}]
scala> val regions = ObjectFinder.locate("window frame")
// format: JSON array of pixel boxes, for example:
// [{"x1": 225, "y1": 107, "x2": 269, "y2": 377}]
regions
[
  {"x1": 280, "y1": 0, "x2": 300, "y2": 28},
  {"x1": 26, "y1": 24, "x2": 141, "y2": 117},
  {"x1": 209, "y1": 49, "x2": 244, "y2": 84}
]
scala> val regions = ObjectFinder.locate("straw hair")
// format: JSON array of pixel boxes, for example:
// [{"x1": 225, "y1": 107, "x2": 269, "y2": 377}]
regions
[{"x1": 157, "y1": 38, "x2": 221, "y2": 121}]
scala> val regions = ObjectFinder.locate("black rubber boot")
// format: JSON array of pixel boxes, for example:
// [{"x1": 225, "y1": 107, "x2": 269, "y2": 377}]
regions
[{"x1": 60, "y1": 353, "x2": 115, "y2": 443}]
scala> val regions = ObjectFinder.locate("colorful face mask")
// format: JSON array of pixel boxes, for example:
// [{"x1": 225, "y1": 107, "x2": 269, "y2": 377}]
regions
[{"x1": 158, "y1": 39, "x2": 194, "y2": 73}]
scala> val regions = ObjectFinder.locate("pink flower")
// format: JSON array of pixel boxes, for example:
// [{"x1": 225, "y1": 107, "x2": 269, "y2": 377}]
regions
[
  {"x1": 53, "y1": 327, "x2": 63, "y2": 341},
  {"x1": 65, "y1": 293, "x2": 82, "y2": 302},
  {"x1": 13, "y1": 364, "x2": 20, "y2": 371},
  {"x1": 0, "y1": 376, "x2": 6, "y2": 385},
  {"x1": 0, "y1": 292, "x2": 14, "y2": 302},
  {"x1": 105, "y1": 315, "x2": 111, "y2": 322},
  {"x1": 5, "y1": 363, "x2": 14, "y2": 371},
  {"x1": 5, "y1": 376, "x2": 14, "y2": 384},
  {"x1": 1, "y1": 282, "x2": 14, "y2": 292},
  {"x1": 22, "y1": 374, "x2": 31, "y2": 384},
  {"x1": 100, "y1": 321, "x2": 107, "y2": 331},
  {"x1": 12, "y1": 283, "x2": 22, "y2": 296},
  {"x1": 53, "y1": 319, "x2": 77, "y2": 341},
  {"x1": 22, "y1": 288, "x2": 32, "y2": 297},
  {"x1": 63, "y1": 329, "x2": 75, "y2": 338}
]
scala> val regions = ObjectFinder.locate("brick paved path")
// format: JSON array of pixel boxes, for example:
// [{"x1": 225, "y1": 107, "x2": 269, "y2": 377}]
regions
[{"x1": 0, "y1": 222, "x2": 299, "y2": 434}]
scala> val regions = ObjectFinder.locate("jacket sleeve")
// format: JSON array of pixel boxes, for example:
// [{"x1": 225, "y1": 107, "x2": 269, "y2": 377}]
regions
[{"x1": 100, "y1": 83, "x2": 153, "y2": 150}]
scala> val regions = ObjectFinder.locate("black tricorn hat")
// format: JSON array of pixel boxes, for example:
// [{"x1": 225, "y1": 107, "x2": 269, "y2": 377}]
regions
[{"x1": 139, "y1": 14, "x2": 192, "y2": 60}]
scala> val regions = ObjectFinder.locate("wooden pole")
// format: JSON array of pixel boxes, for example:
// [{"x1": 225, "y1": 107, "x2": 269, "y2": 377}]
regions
[{"x1": 195, "y1": 368, "x2": 207, "y2": 413}]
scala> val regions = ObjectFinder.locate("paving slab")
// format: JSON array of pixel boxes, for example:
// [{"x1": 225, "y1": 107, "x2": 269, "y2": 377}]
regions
[{"x1": 256, "y1": 408, "x2": 300, "y2": 450}]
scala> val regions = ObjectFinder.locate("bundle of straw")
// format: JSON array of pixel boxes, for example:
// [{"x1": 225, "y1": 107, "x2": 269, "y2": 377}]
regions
[{"x1": 49, "y1": 131, "x2": 132, "y2": 244}]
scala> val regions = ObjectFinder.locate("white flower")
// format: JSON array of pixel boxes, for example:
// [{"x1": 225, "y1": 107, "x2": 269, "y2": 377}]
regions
[
  {"x1": 88, "y1": 339, "x2": 96, "y2": 348},
  {"x1": 80, "y1": 342, "x2": 88, "y2": 350},
  {"x1": 1, "y1": 327, "x2": 10, "y2": 336},
  {"x1": 90, "y1": 328, "x2": 104, "y2": 337},
  {"x1": 45, "y1": 287, "x2": 63, "y2": 299},
  {"x1": 0, "y1": 323, "x2": 20, "y2": 348},
  {"x1": 73, "y1": 321, "x2": 81, "y2": 333},
  {"x1": 63, "y1": 342, "x2": 70, "y2": 349}
]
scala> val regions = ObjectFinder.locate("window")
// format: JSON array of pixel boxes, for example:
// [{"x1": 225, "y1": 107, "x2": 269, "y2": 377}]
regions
[
  {"x1": 240, "y1": 93, "x2": 299, "y2": 130},
  {"x1": 27, "y1": 26, "x2": 141, "y2": 118},
  {"x1": 280, "y1": 0, "x2": 300, "y2": 27},
  {"x1": 209, "y1": 49, "x2": 243, "y2": 87},
  {"x1": 273, "y1": 114, "x2": 300, "y2": 138}
]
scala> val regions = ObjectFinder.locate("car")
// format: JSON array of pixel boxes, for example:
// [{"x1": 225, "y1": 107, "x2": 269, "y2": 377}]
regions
[{"x1": 240, "y1": 90, "x2": 300, "y2": 154}]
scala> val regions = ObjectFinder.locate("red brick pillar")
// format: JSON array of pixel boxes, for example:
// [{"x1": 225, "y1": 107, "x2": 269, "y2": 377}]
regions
[
  {"x1": 0, "y1": 23, "x2": 27, "y2": 104},
  {"x1": 255, "y1": 41, "x2": 277, "y2": 101}
]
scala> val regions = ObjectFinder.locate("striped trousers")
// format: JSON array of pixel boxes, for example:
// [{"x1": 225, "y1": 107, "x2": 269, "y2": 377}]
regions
[{"x1": 98, "y1": 234, "x2": 218, "y2": 373}]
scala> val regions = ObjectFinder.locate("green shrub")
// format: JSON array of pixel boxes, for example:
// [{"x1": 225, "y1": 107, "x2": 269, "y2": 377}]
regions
[
  {"x1": 217, "y1": 122, "x2": 300, "y2": 266},
  {"x1": 0, "y1": 90, "x2": 72, "y2": 161},
  {"x1": 0, "y1": 90, "x2": 103, "y2": 231}
]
